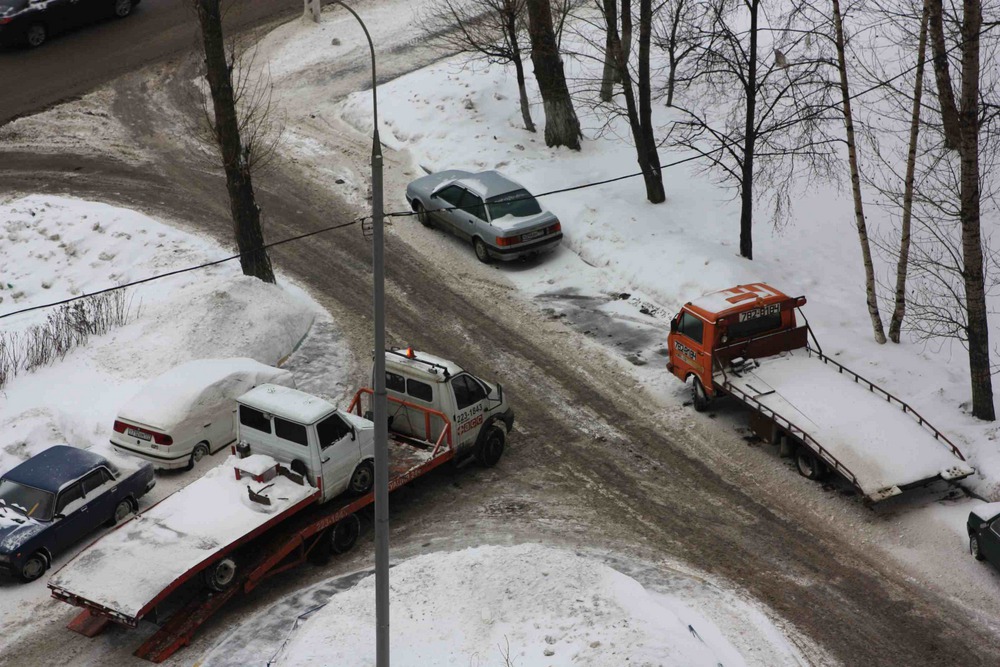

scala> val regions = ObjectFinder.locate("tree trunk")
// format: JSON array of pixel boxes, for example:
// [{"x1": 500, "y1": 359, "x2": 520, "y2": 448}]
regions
[
  {"x1": 957, "y1": 0, "x2": 993, "y2": 419},
  {"x1": 637, "y1": 0, "x2": 665, "y2": 202},
  {"x1": 508, "y1": 11, "x2": 536, "y2": 132},
  {"x1": 928, "y1": 0, "x2": 962, "y2": 150},
  {"x1": 889, "y1": 0, "x2": 929, "y2": 343},
  {"x1": 195, "y1": 0, "x2": 275, "y2": 284},
  {"x1": 525, "y1": 0, "x2": 582, "y2": 149},
  {"x1": 665, "y1": 0, "x2": 684, "y2": 107},
  {"x1": 832, "y1": 0, "x2": 885, "y2": 343},
  {"x1": 600, "y1": 0, "x2": 619, "y2": 102},
  {"x1": 738, "y1": 0, "x2": 758, "y2": 260}
]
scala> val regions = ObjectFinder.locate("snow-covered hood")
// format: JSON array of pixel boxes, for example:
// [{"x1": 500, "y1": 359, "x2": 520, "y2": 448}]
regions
[
  {"x1": 0, "y1": 505, "x2": 46, "y2": 554},
  {"x1": 490, "y1": 209, "x2": 558, "y2": 234},
  {"x1": 971, "y1": 502, "x2": 1000, "y2": 524}
]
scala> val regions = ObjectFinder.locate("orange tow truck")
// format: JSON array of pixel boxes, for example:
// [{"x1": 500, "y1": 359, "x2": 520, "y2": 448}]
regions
[{"x1": 667, "y1": 283, "x2": 973, "y2": 502}]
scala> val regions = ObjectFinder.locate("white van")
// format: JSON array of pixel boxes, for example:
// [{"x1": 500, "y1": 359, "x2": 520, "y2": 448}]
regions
[
  {"x1": 111, "y1": 358, "x2": 295, "y2": 471},
  {"x1": 380, "y1": 348, "x2": 514, "y2": 466}
]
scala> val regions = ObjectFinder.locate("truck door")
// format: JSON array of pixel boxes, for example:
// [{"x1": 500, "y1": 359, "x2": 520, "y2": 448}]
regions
[
  {"x1": 670, "y1": 310, "x2": 711, "y2": 388},
  {"x1": 316, "y1": 413, "x2": 359, "y2": 498},
  {"x1": 450, "y1": 374, "x2": 488, "y2": 450}
]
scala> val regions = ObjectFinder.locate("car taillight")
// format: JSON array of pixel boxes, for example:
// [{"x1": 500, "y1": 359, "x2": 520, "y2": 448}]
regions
[
  {"x1": 549, "y1": 221, "x2": 561, "y2": 233},
  {"x1": 495, "y1": 236, "x2": 516, "y2": 247},
  {"x1": 0, "y1": 17, "x2": 13, "y2": 24},
  {"x1": 113, "y1": 420, "x2": 128, "y2": 433},
  {"x1": 152, "y1": 433, "x2": 173, "y2": 446}
]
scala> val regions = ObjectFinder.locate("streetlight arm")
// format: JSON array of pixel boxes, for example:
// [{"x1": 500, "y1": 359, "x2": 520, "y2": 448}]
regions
[{"x1": 331, "y1": 0, "x2": 380, "y2": 153}]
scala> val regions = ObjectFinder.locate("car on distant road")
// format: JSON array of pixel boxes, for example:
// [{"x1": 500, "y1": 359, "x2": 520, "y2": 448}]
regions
[
  {"x1": 405, "y1": 169, "x2": 563, "y2": 263},
  {"x1": 111, "y1": 358, "x2": 295, "y2": 471},
  {"x1": 968, "y1": 503, "x2": 1000, "y2": 570},
  {"x1": 0, "y1": 0, "x2": 137, "y2": 49},
  {"x1": 0, "y1": 445, "x2": 154, "y2": 582}
]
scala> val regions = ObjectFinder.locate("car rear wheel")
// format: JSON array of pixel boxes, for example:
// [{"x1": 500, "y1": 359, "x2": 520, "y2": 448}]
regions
[
  {"x1": 348, "y1": 460, "x2": 374, "y2": 495},
  {"x1": 112, "y1": 498, "x2": 134, "y2": 525},
  {"x1": 415, "y1": 201, "x2": 431, "y2": 227},
  {"x1": 475, "y1": 426, "x2": 505, "y2": 467},
  {"x1": 26, "y1": 24, "x2": 46, "y2": 48},
  {"x1": 203, "y1": 556, "x2": 238, "y2": 592},
  {"x1": 113, "y1": 0, "x2": 132, "y2": 17},
  {"x1": 473, "y1": 237, "x2": 492, "y2": 264},
  {"x1": 186, "y1": 442, "x2": 210, "y2": 470},
  {"x1": 19, "y1": 553, "x2": 48, "y2": 583}
]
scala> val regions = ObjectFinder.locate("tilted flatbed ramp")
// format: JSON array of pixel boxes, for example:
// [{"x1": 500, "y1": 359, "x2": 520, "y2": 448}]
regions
[
  {"x1": 48, "y1": 459, "x2": 319, "y2": 625},
  {"x1": 720, "y1": 349, "x2": 973, "y2": 501}
]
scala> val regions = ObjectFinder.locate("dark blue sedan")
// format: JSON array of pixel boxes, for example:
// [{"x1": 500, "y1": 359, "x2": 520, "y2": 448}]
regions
[
  {"x1": 0, "y1": 445, "x2": 154, "y2": 582},
  {"x1": 0, "y1": 0, "x2": 137, "y2": 48}
]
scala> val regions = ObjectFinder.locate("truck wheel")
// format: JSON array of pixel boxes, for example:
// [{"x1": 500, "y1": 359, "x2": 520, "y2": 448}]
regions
[
  {"x1": 972, "y1": 535, "x2": 986, "y2": 561},
  {"x1": 19, "y1": 552, "x2": 48, "y2": 583},
  {"x1": 186, "y1": 442, "x2": 209, "y2": 471},
  {"x1": 331, "y1": 514, "x2": 360, "y2": 554},
  {"x1": 475, "y1": 426, "x2": 505, "y2": 467},
  {"x1": 691, "y1": 378, "x2": 711, "y2": 412},
  {"x1": 795, "y1": 447, "x2": 828, "y2": 481},
  {"x1": 349, "y1": 461, "x2": 374, "y2": 495},
  {"x1": 203, "y1": 557, "x2": 239, "y2": 592}
]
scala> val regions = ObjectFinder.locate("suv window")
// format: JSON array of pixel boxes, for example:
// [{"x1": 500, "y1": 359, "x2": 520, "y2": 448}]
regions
[
  {"x1": 275, "y1": 417, "x2": 309, "y2": 446},
  {"x1": 459, "y1": 190, "x2": 488, "y2": 221},
  {"x1": 56, "y1": 483, "x2": 84, "y2": 515},
  {"x1": 407, "y1": 379, "x2": 433, "y2": 402},
  {"x1": 317, "y1": 414, "x2": 352, "y2": 449},
  {"x1": 452, "y1": 375, "x2": 487, "y2": 410},
  {"x1": 436, "y1": 185, "x2": 465, "y2": 208},
  {"x1": 678, "y1": 312, "x2": 704, "y2": 344},
  {"x1": 386, "y1": 372, "x2": 406, "y2": 393},
  {"x1": 240, "y1": 406, "x2": 271, "y2": 433}
]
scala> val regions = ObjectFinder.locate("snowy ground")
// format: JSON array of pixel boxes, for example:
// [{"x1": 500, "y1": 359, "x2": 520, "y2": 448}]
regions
[{"x1": 0, "y1": 195, "x2": 352, "y2": 647}]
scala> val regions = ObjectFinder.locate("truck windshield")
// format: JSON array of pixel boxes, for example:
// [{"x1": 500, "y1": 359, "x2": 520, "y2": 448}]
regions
[{"x1": 0, "y1": 479, "x2": 55, "y2": 521}]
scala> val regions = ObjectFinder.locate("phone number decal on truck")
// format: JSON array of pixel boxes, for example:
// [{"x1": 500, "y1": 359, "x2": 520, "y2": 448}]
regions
[
  {"x1": 739, "y1": 303, "x2": 780, "y2": 322},
  {"x1": 457, "y1": 414, "x2": 484, "y2": 436}
]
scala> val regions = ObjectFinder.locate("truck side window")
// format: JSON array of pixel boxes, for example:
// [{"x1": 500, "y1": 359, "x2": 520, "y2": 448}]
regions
[
  {"x1": 452, "y1": 375, "x2": 487, "y2": 410},
  {"x1": 274, "y1": 418, "x2": 309, "y2": 447},
  {"x1": 240, "y1": 406, "x2": 271, "y2": 433},
  {"x1": 386, "y1": 372, "x2": 406, "y2": 392},
  {"x1": 407, "y1": 379, "x2": 433, "y2": 402},
  {"x1": 678, "y1": 312, "x2": 703, "y2": 344},
  {"x1": 317, "y1": 414, "x2": 351, "y2": 449}
]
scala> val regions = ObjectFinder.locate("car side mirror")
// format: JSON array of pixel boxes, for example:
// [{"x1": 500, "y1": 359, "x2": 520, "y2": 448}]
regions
[
  {"x1": 670, "y1": 318, "x2": 679, "y2": 333},
  {"x1": 982, "y1": 522, "x2": 991, "y2": 531},
  {"x1": 350, "y1": 427, "x2": 356, "y2": 441},
  {"x1": 53, "y1": 513, "x2": 65, "y2": 520}
]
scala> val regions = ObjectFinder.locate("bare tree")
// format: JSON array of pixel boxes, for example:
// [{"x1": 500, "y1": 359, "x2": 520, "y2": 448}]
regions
[
  {"x1": 667, "y1": 0, "x2": 837, "y2": 259},
  {"x1": 194, "y1": 0, "x2": 275, "y2": 283},
  {"x1": 926, "y1": 0, "x2": 994, "y2": 419},
  {"x1": 652, "y1": 0, "x2": 701, "y2": 106},
  {"x1": 606, "y1": 0, "x2": 666, "y2": 202},
  {"x1": 526, "y1": 0, "x2": 584, "y2": 148},
  {"x1": 889, "y1": 0, "x2": 930, "y2": 342},
  {"x1": 420, "y1": 0, "x2": 536, "y2": 132}
]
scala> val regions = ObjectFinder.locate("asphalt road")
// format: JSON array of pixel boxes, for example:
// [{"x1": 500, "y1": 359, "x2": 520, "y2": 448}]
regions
[{"x1": 0, "y1": 0, "x2": 300, "y2": 125}]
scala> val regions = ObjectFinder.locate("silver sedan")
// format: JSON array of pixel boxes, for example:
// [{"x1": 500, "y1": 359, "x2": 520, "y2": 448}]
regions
[{"x1": 405, "y1": 169, "x2": 563, "y2": 263}]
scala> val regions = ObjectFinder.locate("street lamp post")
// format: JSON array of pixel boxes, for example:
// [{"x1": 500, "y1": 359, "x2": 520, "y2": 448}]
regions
[{"x1": 331, "y1": 3, "x2": 388, "y2": 666}]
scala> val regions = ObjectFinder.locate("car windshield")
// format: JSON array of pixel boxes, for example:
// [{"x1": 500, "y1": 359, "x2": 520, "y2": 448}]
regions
[
  {"x1": 0, "y1": 479, "x2": 55, "y2": 521},
  {"x1": 0, "y1": 0, "x2": 26, "y2": 13},
  {"x1": 486, "y1": 190, "x2": 542, "y2": 220}
]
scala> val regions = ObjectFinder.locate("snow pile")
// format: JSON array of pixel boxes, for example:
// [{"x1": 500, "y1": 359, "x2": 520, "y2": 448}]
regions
[
  {"x1": 49, "y1": 455, "x2": 318, "y2": 619},
  {"x1": 275, "y1": 544, "x2": 802, "y2": 667}
]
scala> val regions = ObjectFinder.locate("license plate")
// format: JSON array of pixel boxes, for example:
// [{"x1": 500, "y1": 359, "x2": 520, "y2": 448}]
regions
[
  {"x1": 127, "y1": 428, "x2": 151, "y2": 441},
  {"x1": 522, "y1": 229, "x2": 544, "y2": 241}
]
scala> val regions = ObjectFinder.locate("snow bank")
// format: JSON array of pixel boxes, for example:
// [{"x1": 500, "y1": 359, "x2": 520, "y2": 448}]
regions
[{"x1": 276, "y1": 544, "x2": 800, "y2": 667}]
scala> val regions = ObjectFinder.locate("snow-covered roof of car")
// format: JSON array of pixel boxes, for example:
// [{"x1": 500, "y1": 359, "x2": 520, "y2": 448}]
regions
[
  {"x1": 238, "y1": 384, "x2": 337, "y2": 425},
  {"x1": 2, "y1": 445, "x2": 109, "y2": 492},
  {"x1": 385, "y1": 349, "x2": 464, "y2": 382},
  {"x1": 455, "y1": 170, "x2": 529, "y2": 200},
  {"x1": 117, "y1": 358, "x2": 293, "y2": 431}
]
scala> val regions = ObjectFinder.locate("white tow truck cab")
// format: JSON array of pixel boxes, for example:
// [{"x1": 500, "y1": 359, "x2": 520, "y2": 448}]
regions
[
  {"x1": 380, "y1": 348, "x2": 514, "y2": 467},
  {"x1": 235, "y1": 385, "x2": 376, "y2": 502}
]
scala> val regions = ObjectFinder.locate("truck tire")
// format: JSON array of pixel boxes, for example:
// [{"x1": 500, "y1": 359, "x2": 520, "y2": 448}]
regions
[
  {"x1": 795, "y1": 447, "x2": 828, "y2": 481},
  {"x1": 475, "y1": 426, "x2": 505, "y2": 467},
  {"x1": 331, "y1": 514, "x2": 360, "y2": 555},
  {"x1": 972, "y1": 534, "x2": 986, "y2": 561},
  {"x1": 348, "y1": 460, "x2": 374, "y2": 495},
  {"x1": 691, "y1": 378, "x2": 711, "y2": 412},
  {"x1": 203, "y1": 557, "x2": 239, "y2": 592}
]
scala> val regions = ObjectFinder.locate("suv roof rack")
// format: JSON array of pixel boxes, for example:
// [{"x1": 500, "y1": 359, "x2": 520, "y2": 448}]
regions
[{"x1": 385, "y1": 348, "x2": 452, "y2": 378}]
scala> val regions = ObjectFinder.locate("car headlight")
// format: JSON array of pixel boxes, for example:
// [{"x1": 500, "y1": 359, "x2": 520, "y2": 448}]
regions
[{"x1": 0, "y1": 554, "x2": 11, "y2": 563}]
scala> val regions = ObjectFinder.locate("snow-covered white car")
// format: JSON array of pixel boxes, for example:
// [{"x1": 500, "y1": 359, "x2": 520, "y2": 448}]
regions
[
  {"x1": 405, "y1": 169, "x2": 563, "y2": 263},
  {"x1": 111, "y1": 359, "x2": 295, "y2": 471}
]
